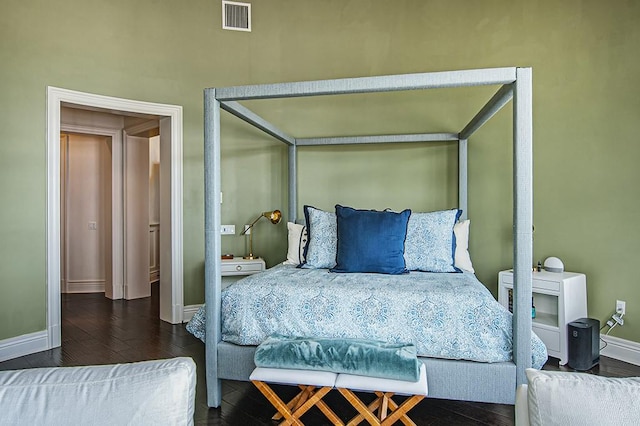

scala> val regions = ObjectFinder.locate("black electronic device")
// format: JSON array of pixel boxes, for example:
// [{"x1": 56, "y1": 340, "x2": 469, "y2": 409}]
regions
[{"x1": 567, "y1": 318, "x2": 600, "y2": 371}]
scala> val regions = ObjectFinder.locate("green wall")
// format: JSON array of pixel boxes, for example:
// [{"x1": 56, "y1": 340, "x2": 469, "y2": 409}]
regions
[{"x1": 1, "y1": 0, "x2": 639, "y2": 344}]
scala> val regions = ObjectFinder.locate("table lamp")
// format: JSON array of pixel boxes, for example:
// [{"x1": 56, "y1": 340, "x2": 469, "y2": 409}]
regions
[{"x1": 240, "y1": 209, "x2": 281, "y2": 259}]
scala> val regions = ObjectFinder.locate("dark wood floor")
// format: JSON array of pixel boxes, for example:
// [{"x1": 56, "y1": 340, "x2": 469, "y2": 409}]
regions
[{"x1": 1, "y1": 288, "x2": 639, "y2": 425}]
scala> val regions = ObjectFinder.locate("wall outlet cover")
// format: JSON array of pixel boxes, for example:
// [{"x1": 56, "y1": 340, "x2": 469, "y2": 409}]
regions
[{"x1": 221, "y1": 224, "x2": 235, "y2": 235}]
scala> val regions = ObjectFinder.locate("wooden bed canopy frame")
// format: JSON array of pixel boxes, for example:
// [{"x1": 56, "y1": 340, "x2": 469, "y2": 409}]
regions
[{"x1": 203, "y1": 67, "x2": 533, "y2": 408}]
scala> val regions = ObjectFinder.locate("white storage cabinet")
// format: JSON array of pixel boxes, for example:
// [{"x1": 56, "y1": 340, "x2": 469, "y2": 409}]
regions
[{"x1": 498, "y1": 269, "x2": 587, "y2": 365}]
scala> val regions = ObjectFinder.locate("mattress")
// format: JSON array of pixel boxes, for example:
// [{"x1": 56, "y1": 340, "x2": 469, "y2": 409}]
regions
[{"x1": 187, "y1": 264, "x2": 547, "y2": 369}]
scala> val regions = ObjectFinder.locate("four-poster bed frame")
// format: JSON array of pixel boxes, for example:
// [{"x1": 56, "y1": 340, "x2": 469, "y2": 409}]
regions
[{"x1": 203, "y1": 67, "x2": 533, "y2": 407}]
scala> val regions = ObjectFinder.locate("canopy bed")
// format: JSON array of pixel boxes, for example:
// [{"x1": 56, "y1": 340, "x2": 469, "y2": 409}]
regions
[{"x1": 203, "y1": 67, "x2": 535, "y2": 408}]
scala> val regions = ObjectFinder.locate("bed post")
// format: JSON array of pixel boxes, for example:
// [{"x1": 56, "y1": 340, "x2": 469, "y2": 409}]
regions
[
  {"x1": 288, "y1": 144, "x2": 297, "y2": 222},
  {"x1": 204, "y1": 88, "x2": 223, "y2": 407},
  {"x1": 513, "y1": 68, "x2": 533, "y2": 386},
  {"x1": 458, "y1": 139, "x2": 468, "y2": 220}
]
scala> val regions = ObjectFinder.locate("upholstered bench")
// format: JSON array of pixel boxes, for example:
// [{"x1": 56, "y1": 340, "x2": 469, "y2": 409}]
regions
[{"x1": 250, "y1": 335, "x2": 428, "y2": 425}]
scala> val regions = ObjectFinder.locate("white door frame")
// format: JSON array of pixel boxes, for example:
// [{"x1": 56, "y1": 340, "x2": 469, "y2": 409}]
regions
[{"x1": 46, "y1": 87, "x2": 184, "y2": 349}]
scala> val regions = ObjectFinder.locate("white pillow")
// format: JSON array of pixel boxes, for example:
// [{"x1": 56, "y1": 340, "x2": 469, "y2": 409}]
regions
[
  {"x1": 454, "y1": 219, "x2": 474, "y2": 273},
  {"x1": 283, "y1": 222, "x2": 307, "y2": 265}
]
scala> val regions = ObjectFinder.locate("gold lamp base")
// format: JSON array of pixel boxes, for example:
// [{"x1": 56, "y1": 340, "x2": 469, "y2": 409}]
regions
[{"x1": 243, "y1": 255, "x2": 260, "y2": 260}]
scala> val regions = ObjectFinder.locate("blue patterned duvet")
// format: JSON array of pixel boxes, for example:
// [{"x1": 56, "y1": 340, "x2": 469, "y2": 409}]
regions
[{"x1": 188, "y1": 264, "x2": 547, "y2": 368}]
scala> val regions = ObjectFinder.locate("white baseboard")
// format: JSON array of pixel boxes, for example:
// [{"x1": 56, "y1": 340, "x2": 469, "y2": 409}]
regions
[
  {"x1": 0, "y1": 331, "x2": 49, "y2": 363},
  {"x1": 600, "y1": 334, "x2": 640, "y2": 366},
  {"x1": 0, "y1": 305, "x2": 202, "y2": 363},
  {"x1": 182, "y1": 304, "x2": 203, "y2": 323},
  {"x1": 63, "y1": 279, "x2": 105, "y2": 293}
]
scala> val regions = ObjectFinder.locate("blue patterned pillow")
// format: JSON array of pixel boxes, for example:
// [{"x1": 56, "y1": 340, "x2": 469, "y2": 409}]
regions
[
  {"x1": 301, "y1": 205, "x2": 337, "y2": 269},
  {"x1": 331, "y1": 205, "x2": 411, "y2": 275},
  {"x1": 404, "y1": 209, "x2": 462, "y2": 272}
]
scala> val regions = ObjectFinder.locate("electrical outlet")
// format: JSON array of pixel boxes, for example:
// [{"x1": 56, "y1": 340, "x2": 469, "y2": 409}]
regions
[
  {"x1": 220, "y1": 224, "x2": 235, "y2": 235},
  {"x1": 616, "y1": 300, "x2": 626, "y2": 315}
]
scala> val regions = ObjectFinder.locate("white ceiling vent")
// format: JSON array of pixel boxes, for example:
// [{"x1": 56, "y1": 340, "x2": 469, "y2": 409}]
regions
[{"x1": 222, "y1": 1, "x2": 251, "y2": 32}]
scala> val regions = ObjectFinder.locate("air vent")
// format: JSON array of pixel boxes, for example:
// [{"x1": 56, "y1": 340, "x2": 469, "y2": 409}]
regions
[{"x1": 222, "y1": 1, "x2": 251, "y2": 32}]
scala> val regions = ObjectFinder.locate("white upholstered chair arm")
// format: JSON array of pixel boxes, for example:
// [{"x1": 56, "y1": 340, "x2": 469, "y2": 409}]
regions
[
  {"x1": 518, "y1": 368, "x2": 640, "y2": 426},
  {"x1": 0, "y1": 357, "x2": 196, "y2": 426},
  {"x1": 515, "y1": 384, "x2": 530, "y2": 426}
]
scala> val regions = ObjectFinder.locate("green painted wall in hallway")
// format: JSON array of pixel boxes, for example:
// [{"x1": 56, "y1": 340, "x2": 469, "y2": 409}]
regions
[{"x1": 1, "y1": 0, "x2": 639, "y2": 344}]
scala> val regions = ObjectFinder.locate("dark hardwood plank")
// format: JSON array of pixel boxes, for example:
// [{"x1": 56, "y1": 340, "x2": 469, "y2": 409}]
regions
[{"x1": 2, "y1": 289, "x2": 639, "y2": 425}]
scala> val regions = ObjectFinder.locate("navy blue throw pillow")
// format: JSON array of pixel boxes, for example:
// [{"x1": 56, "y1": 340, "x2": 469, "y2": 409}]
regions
[{"x1": 331, "y1": 205, "x2": 411, "y2": 275}]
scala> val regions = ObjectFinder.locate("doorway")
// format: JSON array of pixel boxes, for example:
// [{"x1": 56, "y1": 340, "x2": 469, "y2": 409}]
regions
[
  {"x1": 46, "y1": 87, "x2": 184, "y2": 350},
  {"x1": 60, "y1": 127, "x2": 160, "y2": 300}
]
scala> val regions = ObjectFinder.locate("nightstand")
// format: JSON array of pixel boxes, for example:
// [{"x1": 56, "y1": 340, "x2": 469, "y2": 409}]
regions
[
  {"x1": 498, "y1": 269, "x2": 587, "y2": 365},
  {"x1": 221, "y1": 257, "x2": 266, "y2": 288}
]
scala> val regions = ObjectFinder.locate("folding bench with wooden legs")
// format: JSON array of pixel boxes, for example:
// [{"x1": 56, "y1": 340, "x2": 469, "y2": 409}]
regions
[
  {"x1": 250, "y1": 367, "x2": 343, "y2": 426},
  {"x1": 335, "y1": 364, "x2": 428, "y2": 426},
  {"x1": 250, "y1": 364, "x2": 428, "y2": 426}
]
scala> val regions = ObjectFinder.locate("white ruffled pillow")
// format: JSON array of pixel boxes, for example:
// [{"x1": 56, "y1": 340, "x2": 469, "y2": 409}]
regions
[{"x1": 283, "y1": 222, "x2": 307, "y2": 265}]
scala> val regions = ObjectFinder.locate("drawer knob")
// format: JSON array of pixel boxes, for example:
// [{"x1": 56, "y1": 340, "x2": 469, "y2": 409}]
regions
[{"x1": 236, "y1": 265, "x2": 243, "y2": 271}]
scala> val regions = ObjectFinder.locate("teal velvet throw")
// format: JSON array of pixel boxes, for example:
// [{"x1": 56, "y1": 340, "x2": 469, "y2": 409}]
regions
[{"x1": 254, "y1": 335, "x2": 421, "y2": 382}]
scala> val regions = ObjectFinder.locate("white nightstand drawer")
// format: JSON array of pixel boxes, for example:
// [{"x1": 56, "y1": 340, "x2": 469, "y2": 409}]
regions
[
  {"x1": 501, "y1": 271, "x2": 560, "y2": 292},
  {"x1": 222, "y1": 262, "x2": 262, "y2": 274},
  {"x1": 221, "y1": 258, "x2": 265, "y2": 276},
  {"x1": 532, "y1": 278, "x2": 560, "y2": 292}
]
